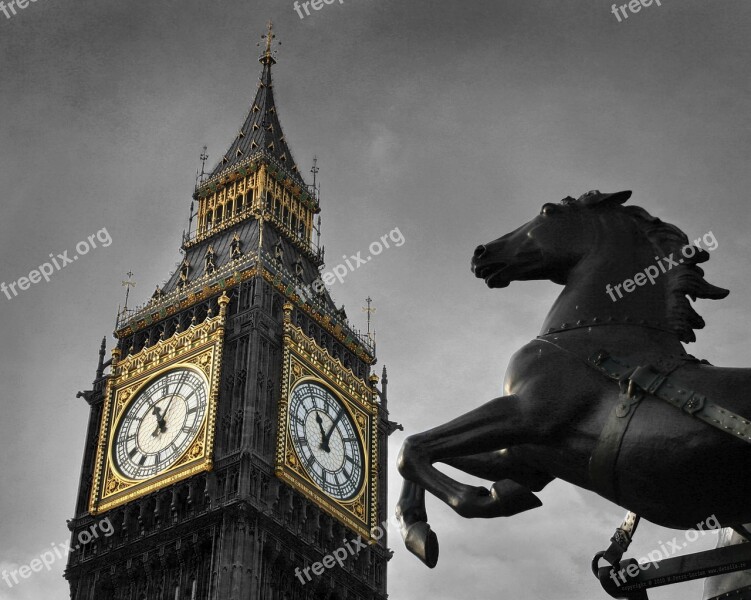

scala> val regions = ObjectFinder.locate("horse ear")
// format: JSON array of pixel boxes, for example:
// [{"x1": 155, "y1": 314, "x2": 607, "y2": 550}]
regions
[
  {"x1": 606, "y1": 190, "x2": 632, "y2": 205},
  {"x1": 577, "y1": 190, "x2": 632, "y2": 206}
]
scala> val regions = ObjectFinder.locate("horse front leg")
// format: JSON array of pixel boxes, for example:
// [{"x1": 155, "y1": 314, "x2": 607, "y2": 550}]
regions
[
  {"x1": 396, "y1": 446, "x2": 552, "y2": 567},
  {"x1": 443, "y1": 448, "x2": 554, "y2": 493},
  {"x1": 397, "y1": 394, "x2": 547, "y2": 565},
  {"x1": 398, "y1": 394, "x2": 543, "y2": 517}
]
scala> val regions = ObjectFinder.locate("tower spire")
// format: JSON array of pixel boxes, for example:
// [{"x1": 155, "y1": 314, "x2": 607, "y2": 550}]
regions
[{"x1": 208, "y1": 23, "x2": 301, "y2": 185}]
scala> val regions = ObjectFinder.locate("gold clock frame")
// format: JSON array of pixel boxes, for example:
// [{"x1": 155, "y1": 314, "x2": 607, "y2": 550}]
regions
[
  {"x1": 89, "y1": 293, "x2": 229, "y2": 515},
  {"x1": 276, "y1": 303, "x2": 379, "y2": 540}
]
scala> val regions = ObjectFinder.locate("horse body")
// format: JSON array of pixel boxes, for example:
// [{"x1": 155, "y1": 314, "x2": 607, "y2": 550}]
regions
[
  {"x1": 504, "y1": 334, "x2": 751, "y2": 528},
  {"x1": 397, "y1": 190, "x2": 750, "y2": 574}
]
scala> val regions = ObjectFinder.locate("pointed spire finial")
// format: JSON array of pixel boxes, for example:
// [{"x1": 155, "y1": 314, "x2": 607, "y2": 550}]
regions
[
  {"x1": 259, "y1": 20, "x2": 279, "y2": 65},
  {"x1": 310, "y1": 156, "x2": 321, "y2": 203},
  {"x1": 121, "y1": 271, "x2": 136, "y2": 311},
  {"x1": 362, "y1": 296, "x2": 376, "y2": 347}
]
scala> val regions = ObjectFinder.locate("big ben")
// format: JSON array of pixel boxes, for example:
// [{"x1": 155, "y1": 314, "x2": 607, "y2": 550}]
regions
[{"x1": 65, "y1": 23, "x2": 391, "y2": 600}]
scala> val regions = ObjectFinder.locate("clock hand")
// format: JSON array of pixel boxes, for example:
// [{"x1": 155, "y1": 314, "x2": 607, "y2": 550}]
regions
[
  {"x1": 322, "y1": 408, "x2": 345, "y2": 449},
  {"x1": 315, "y1": 412, "x2": 329, "y2": 452},
  {"x1": 151, "y1": 406, "x2": 167, "y2": 436},
  {"x1": 161, "y1": 396, "x2": 176, "y2": 427},
  {"x1": 159, "y1": 370, "x2": 190, "y2": 432}
]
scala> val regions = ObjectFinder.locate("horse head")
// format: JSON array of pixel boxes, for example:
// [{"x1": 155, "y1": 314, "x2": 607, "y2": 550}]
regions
[
  {"x1": 471, "y1": 190, "x2": 630, "y2": 288},
  {"x1": 471, "y1": 190, "x2": 728, "y2": 343}
]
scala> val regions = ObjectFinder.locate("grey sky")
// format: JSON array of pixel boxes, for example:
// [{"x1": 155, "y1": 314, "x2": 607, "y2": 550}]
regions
[{"x1": 1, "y1": 0, "x2": 750, "y2": 598}]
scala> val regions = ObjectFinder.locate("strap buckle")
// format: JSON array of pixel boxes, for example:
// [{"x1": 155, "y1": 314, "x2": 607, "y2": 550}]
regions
[
  {"x1": 591, "y1": 511, "x2": 641, "y2": 575},
  {"x1": 629, "y1": 365, "x2": 667, "y2": 395}
]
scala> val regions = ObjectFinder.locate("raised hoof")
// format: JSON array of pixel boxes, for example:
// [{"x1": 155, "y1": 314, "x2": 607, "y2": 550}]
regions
[
  {"x1": 491, "y1": 480, "x2": 543, "y2": 515},
  {"x1": 404, "y1": 521, "x2": 439, "y2": 568}
]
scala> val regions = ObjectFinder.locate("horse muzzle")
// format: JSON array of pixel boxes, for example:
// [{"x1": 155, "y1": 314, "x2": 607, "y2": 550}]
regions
[{"x1": 472, "y1": 255, "x2": 511, "y2": 289}]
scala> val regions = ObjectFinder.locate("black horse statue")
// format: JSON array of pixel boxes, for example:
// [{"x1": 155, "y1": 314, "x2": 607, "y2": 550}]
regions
[{"x1": 396, "y1": 190, "x2": 751, "y2": 583}]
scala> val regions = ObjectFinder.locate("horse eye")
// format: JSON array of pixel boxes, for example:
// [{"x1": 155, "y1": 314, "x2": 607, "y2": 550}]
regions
[{"x1": 540, "y1": 203, "x2": 558, "y2": 216}]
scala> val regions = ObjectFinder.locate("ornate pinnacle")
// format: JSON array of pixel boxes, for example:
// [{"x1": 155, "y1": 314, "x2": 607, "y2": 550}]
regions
[{"x1": 259, "y1": 20, "x2": 279, "y2": 65}]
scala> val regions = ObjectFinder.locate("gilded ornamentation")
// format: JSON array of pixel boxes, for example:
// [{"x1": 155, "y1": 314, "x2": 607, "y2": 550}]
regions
[
  {"x1": 275, "y1": 304, "x2": 379, "y2": 540},
  {"x1": 89, "y1": 294, "x2": 228, "y2": 515}
]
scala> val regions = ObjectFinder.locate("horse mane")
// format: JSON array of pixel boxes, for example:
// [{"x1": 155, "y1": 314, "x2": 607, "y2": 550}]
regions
[{"x1": 563, "y1": 195, "x2": 729, "y2": 343}]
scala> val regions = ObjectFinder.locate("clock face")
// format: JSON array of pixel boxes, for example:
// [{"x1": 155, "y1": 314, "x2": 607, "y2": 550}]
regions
[
  {"x1": 113, "y1": 368, "x2": 208, "y2": 481},
  {"x1": 288, "y1": 381, "x2": 365, "y2": 501}
]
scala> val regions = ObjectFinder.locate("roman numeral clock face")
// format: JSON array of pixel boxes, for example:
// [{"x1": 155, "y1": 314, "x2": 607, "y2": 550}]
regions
[
  {"x1": 113, "y1": 368, "x2": 208, "y2": 481},
  {"x1": 289, "y1": 381, "x2": 365, "y2": 501}
]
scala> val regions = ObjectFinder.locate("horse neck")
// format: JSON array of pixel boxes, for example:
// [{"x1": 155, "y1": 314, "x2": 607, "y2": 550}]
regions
[{"x1": 540, "y1": 234, "x2": 686, "y2": 357}]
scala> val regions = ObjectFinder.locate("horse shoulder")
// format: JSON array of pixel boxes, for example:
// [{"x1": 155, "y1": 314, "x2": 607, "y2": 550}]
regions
[{"x1": 503, "y1": 340, "x2": 606, "y2": 415}]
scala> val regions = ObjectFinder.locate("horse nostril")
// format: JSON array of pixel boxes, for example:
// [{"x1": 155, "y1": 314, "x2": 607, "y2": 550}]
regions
[{"x1": 474, "y1": 245, "x2": 487, "y2": 260}]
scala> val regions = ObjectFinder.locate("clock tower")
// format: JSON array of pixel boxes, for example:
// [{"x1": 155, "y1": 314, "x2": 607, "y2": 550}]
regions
[{"x1": 65, "y1": 23, "x2": 392, "y2": 600}]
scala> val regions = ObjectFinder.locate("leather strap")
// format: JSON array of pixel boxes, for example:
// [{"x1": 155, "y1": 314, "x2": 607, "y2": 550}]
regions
[
  {"x1": 587, "y1": 352, "x2": 644, "y2": 501},
  {"x1": 590, "y1": 350, "x2": 751, "y2": 445}
]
